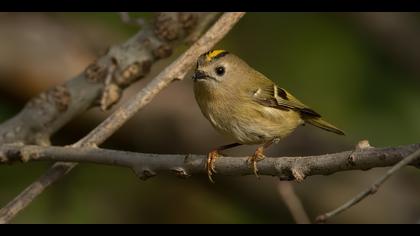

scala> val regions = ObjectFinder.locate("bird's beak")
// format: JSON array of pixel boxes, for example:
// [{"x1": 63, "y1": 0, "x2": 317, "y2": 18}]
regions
[{"x1": 192, "y1": 70, "x2": 208, "y2": 81}]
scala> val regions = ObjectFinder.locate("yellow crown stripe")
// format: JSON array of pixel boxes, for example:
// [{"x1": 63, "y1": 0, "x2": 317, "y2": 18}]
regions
[{"x1": 206, "y1": 50, "x2": 227, "y2": 61}]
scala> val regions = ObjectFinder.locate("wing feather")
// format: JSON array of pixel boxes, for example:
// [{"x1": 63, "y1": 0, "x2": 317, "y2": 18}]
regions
[{"x1": 253, "y1": 83, "x2": 320, "y2": 118}]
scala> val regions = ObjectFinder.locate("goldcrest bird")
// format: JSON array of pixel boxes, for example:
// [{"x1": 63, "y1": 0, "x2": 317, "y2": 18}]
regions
[{"x1": 192, "y1": 50, "x2": 344, "y2": 182}]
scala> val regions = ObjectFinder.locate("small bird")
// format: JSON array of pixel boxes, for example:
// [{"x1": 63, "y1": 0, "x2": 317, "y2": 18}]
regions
[{"x1": 192, "y1": 50, "x2": 344, "y2": 182}]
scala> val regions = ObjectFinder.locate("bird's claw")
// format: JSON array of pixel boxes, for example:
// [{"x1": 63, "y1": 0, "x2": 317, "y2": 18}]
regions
[
  {"x1": 207, "y1": 150, "x2": 219, "y2": 183},
  {"x1": 247, "y1": 150, "x2": 265, "y2": 179}
]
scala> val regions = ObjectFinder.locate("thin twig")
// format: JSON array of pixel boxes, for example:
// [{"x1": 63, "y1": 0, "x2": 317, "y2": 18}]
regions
[
  {"x1": 0, "y1": 12, "x2": 245, "y2": 224},
  {"x1": 316, "y1": 148, "x2": 420, "y2": 223},
  {"x1": 277, "y1": 181, "x2": 310, "y2": 224}
]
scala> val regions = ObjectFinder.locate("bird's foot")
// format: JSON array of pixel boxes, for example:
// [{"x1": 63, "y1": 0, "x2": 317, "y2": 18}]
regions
[
  {"x1": 247, "y1": 147, "x2": 266, "y2": 179},
  {"x1": 207, "y1": 150, "x2": 220, "y2": 183}
]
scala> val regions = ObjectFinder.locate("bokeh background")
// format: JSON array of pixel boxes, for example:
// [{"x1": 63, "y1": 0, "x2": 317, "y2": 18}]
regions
[{"x1": 0, "y1": 12, "x2": 419, "y2": 223}]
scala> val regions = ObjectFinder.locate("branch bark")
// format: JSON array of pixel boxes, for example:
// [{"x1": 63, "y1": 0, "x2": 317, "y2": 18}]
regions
[
  {"x1": 0, "y1": 12, "x2": 245, "y2": 224},
  {"x1": 315, "y1": 146, "x2": 420, "y2": 223},
  {"x1": 0, "y1": 12, "x2": 212, "y2": 146},
  {"x1": 74, "y1": 12, "x2": 245, "y2": 147},
  {"x1": 0, "y1": 143, "x2": 419, "y2": 181}
]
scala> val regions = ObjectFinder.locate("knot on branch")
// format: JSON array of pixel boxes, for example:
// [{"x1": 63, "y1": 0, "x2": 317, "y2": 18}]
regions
[
  {"x1": 98, "y1": 43, "x2": 153, "y2": 111},
  {"x1": 86, "y1": 13, "x2": 201, "y2": 111},
  {"x1": 85, "y1": 61, "x2": 109, "y2": 83},
  {"x1": 27, "y1": 85, "x2": 71, "y2": 114},
  {"x1": 171, "y1": 167, "x2": 190, "y2": 179},
  {"x1": 117, "y1": 62, "x2": 143, "y2": 86},
  {"x1": 110, "y1": 45, "x2": 153, "y2": 88},
  {"x1": 100, "y1": 84, "x2": 121, "y2": 111},
  {"x1": 291, "y1": 166, "x2": 308, "y2": 183},
  {"x1": 356, "y1": 139, "x2": 373, "y2": 150},
  {"x1": 0, "y1": 144, "x2": 36, "y2": 163},
  {"x1": 154, "y1": 13, "x2": 198, "y2": 42},
  {"x1": 348, "y1": 152, "x2": 357, "y2": 166},
  {"x1": 348, "y1": 140, "x2": 374, "y2": 167},
  {"x1": 275, "y1": 161, "x2": 294, "y2": 180},
  {"x1": 133, "y1": 167, "x2": 157, "y2": 181},
  {"x1": 152, "y1": 43, "x2": 173, "y2": 59},
  {"x1": 275, "y1": 159, "x2": 308, "y2": 182},
  {"x1": 19, "y1": 146, "x2": 40, "y2": 162},
  {"x1": 178, "y1": 13, "x2": 198, "y2": 33},
  {"x1": 50, "y1": 85, "x2": 71, "y2": 112}
]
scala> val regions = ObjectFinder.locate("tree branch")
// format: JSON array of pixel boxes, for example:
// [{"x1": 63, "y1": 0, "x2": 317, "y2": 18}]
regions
[
  {"x1": 0, "y1": 143, "x2": 419, "y2": 181},
  {"x1": 277, "y1": 181, "x2": 310, "y2": 224},
  {"x1": 0, "y1": 12, "x2": 207, "y2": 146},
  {"x1": 315, "y1": 146, "x2": 420, "y2": 223},
  {"x1": 74, "y1": 12, "x2": 245, "y2": 147},
  {"x1": 0, "y1": 12, "x2": 245, "y2": 224}
]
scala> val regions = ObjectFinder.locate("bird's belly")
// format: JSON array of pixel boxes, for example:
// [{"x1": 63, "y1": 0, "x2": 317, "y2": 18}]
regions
[{"x1": 207, "y1": 105, "x2": 302, "y2": 145}]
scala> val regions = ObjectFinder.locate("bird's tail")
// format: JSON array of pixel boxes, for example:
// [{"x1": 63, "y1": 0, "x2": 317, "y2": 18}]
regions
[{"x1": 305, "y1": 117, "x2": 345, "y2": 135}]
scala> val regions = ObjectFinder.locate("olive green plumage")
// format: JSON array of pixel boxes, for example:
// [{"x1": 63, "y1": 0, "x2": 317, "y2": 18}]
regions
[{"x1": 193, "y1": 50, "x2": 344, "y2": 146}]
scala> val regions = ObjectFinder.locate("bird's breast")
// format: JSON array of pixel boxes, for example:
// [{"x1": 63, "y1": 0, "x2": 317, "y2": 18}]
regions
[{"x1": 193, "y1": 83, "x2": 302, "y2": 144}]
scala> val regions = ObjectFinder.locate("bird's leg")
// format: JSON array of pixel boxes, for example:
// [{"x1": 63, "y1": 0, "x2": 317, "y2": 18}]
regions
[
  {"x1": 207, "y1": 143, "x2": 242, "y2": 183},
  {"x1": 247, "y1": 140, "x2": 275, "y2": 178}
]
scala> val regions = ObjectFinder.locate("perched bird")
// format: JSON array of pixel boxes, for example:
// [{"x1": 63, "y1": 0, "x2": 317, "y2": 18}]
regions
[{"x1": 192, "y1": 50, "x2": 344, "y2": 182}]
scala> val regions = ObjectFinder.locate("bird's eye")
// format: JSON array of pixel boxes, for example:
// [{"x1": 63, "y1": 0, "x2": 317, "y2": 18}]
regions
[{"x1": 215, "y1": 66, "x2": 225, "y2": 76}]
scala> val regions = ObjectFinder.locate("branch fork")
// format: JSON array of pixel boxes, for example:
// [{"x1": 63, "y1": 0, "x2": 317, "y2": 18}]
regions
[{"x1": 0, "y1": 12, "x2": 246, "y2": 223}]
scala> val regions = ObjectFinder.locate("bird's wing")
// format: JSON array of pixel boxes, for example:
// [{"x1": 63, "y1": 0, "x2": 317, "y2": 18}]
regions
[
  {"x1": 248, "y1": 73, "x2": 344, "y2": 135},
  {"x1": 251, "y1": 82, "x2": 321, "y2": 118}
]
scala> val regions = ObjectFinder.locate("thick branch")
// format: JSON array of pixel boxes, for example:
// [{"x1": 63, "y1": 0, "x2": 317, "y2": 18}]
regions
[
  {"x1": 0, "y1": 12, "x2": 210, "y2": 146},
  {"x1": 0, "y1": 12, "x2": 245, "y2": 223},
  {"x1": 0, "y1": 143, "x2": 419, "y2": 181}
]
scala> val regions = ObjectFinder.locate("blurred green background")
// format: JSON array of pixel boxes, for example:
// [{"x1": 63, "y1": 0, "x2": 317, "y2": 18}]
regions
[{"x1": 0, "y1": 12, "x2": 419, "y2": 223}]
